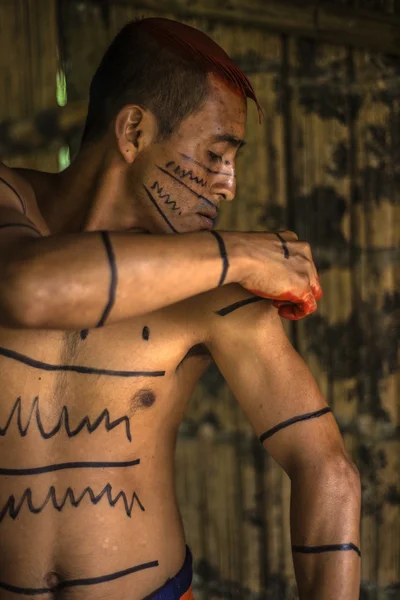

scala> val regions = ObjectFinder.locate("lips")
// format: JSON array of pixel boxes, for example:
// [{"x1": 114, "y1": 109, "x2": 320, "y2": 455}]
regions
[
  {"x1": 197, "y1": 209, "x2": 219, "y2": 222},
  {"x1": 197, "y1": 214, "x2": 215, "y2": 229}
]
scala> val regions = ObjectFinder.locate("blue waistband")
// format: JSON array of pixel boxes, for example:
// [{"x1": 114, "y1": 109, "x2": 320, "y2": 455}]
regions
[{"x1": 149, "y1": 546, "x2": 193, "y2": 600}]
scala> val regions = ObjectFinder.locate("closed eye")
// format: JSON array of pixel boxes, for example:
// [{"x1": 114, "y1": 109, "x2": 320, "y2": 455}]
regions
[{"x1": 208, "y1": 151, "x2": 223, "y2": 163}]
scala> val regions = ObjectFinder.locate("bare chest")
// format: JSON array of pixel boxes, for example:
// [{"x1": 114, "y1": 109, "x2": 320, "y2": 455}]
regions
[{"x1": 0, "y1": 301, "x2": 213, "y2": 452}]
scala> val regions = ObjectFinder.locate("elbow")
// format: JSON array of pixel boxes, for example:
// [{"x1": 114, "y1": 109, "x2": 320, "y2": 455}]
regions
[
  {"x1": 292, "y1": 452, "x2": 361, "y2": 504},
  {"x1": 0, "y1": 254, "x2": 46, "y2": 329},
  {"x1": 328, "y1": 455, "x2": 361, "y2": 501}
]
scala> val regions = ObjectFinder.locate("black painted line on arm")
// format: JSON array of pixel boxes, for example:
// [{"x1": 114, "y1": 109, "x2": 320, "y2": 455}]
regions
[
  {"x1": 259, "y1": 407, "x2": 332, "y2": 443},
  {"x1": 156, "y1": 166, "x2": 218, "y2": 210},
  {"x1": 0, "y1": 175, "x2": 26, "y2": 214},
  {"x1": 96, "y1": 231, "x2": 118, "y2": 328},
  {"x1": 276, "y1": 232, "x2": 289, "y2": 259},
  {"x1": 0, "y1": 559, "x2": 159, "y2": 594},
  {"x1": 210, "y1": 231, "x2": 229, "y2": 286},
  {"x1": 0, "y1": 222, "x2": 41, "y2": 235},
  {"x1": 292, "y1": 543, "x2": 361, "y2": 557},
  {"x1": 179, "y1": 153, "x2": 236, "y2": 177},
  {"x1": 0, "y1": 458, "x2": 140, "y2": 476},
  {"x1": 0, "y1": 346, "x2": 165, "y2": 378},
  {"x1": 142, "y1": 184, "x2": 178, "y2": 233},
  {"x1": 215, "y1": 296, "x2": 264, "y2": 316}
]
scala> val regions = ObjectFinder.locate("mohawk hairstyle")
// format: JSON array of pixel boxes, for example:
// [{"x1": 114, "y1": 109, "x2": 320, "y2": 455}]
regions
[{"x1": 81, "y1": 17, "x2": 262, "y2": 145}]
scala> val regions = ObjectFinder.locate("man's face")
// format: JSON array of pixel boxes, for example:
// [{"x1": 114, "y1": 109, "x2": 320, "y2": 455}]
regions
[{"x1": 133, "y1": 75, "x2": 247, "y2": 234}]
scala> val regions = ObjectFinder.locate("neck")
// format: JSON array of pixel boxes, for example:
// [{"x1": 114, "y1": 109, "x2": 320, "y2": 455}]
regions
[{"x1": 41, "y1": 142, "x2": 144, "y2": 234}]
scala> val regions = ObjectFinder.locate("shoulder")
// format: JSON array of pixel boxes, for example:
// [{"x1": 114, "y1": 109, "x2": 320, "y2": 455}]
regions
[{"x1": 0, "y1": 161, "x2": 37, "y2": 215}]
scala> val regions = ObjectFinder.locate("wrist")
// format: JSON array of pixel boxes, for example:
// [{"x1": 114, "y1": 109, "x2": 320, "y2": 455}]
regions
[{"x1": 218, "y1": 230, "x2": 251, "y2": 286}]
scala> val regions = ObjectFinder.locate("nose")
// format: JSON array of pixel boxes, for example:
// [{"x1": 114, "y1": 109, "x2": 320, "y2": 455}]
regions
[{"x1": 209, "y1": 174, "x2": 236, "y2": 203}]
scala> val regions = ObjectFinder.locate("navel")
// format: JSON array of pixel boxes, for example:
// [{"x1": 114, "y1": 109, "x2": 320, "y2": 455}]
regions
[{"x1": 45, "y1": 571, "x2": 62, "y2": 590}]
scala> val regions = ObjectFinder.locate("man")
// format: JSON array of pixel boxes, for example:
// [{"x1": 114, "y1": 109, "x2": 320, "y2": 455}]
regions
[{"x1": 0, "y1": 17, "x2": 360, "y2": 600}]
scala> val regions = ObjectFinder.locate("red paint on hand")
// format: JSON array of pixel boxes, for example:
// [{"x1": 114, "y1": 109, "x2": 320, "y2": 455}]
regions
[{"x1": 249, "y1": 289, "x2": 318, "y2": 320}]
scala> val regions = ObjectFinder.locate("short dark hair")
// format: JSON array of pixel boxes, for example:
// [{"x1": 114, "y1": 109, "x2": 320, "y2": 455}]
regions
[{"x1": 81, "y1": 22, "x2": 210, "y2": 144}]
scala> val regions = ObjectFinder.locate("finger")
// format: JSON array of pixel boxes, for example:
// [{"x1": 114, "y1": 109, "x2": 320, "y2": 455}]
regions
[
  {"x1": 312, "y1": 280, "x2": 323, "y2": 301},
  {"x1": 278, "y1": 293, "x2": 317, "y2": 320}
]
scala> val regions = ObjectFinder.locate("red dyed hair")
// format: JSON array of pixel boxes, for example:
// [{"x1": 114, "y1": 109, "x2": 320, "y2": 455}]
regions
[{"x1": 82, "y1": 17, "x2": 262, "y2": 144}]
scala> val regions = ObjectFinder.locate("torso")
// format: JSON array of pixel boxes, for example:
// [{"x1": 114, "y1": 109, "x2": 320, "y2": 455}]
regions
[{"x1": 0, "y1": 168, "x2": 221, "y2": 600}]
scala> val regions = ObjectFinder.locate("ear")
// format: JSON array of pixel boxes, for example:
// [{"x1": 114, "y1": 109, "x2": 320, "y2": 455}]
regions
[{"x1": 115, "y1": 105, "x2": 157, "y2": 163}]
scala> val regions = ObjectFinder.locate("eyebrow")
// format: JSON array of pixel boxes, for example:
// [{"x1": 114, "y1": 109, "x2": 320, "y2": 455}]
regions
[{"x1": 212, "y1": 134, "x2": 246, "y2": 149}]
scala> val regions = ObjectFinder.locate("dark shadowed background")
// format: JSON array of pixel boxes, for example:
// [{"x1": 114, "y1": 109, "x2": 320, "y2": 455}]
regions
[{"x1": 0, "y1": 0, "x2": 399, "y2": 598}]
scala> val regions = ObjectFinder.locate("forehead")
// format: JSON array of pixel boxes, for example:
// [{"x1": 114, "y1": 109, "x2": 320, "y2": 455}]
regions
[{"x1": 177, "y1": 73, "x2": 247, "y2": 143}]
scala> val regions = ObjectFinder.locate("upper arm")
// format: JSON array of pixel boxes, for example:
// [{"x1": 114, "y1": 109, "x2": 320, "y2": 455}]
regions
[
  {"x1": 0, "y1": 162, "x2": 42, "y2": 325},
  {"x1": 206, "y1": 285, "x2": 347, "y2": 477},
  {"x1": 0, "y1": 162, "x2": 42, "y2": 251}
]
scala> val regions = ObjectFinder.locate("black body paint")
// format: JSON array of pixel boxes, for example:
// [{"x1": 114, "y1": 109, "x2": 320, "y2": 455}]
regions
[
  {"x1": 0, "y1": 558, "x2": 159, "y2": 594},
  {"x1": 259, "y1": 407, "x2": 332, "y2": 443},
  {"x1": 0, "y1": 175, "x2": 26, "y2": 214},
  {"x1": 210, "y1": 231, "x2": 229, "y2": 286},
  {"x1": 142, "y1": 326, "x2": 150, "y2": 340},
  {"x1": 292, "y1": 543, "x2": 361, "y2": 557},
  {"x1": 179, "y1": 153, "x2": 235, "y2": 177},
  {"x1": 0, "y1": 222, "x2": 40, "y2": 235},
  {"x1": 151, "y1": 181, "x2": 182, "y2": 213},
  {"x1": 0, "y1": 483, "x2": 144, "y2": 524},
  {"x1": 80, "y1": 329, "x2": 89, "y2": 340},
  {"x1": 215, "y1": 296, "x2": 263, "y2": 316},
  {"x1": 96, "y1": 231, "x2": 118, "y2": 328},
  {"x1": 276, "y1": 232, "x2": 289, "y2": 259},
  {"x1": 142, "y1": 184, "x2": 178, "y2": 233},
  {"x1": 0, "y1": 397, "x2": 133, "y2": 441},
  {"x1": 0, "y1": 458, "x2": 140, "y2": 476},
  {"x1": 157, "y1": 166, "x2": 217, "y2": 210},
  {"x1": 0, "y1": 346, "x2": 165, "y2": 378},
  {"x1": 165, "y1": 161, "x2": 207, "y2": 187}
]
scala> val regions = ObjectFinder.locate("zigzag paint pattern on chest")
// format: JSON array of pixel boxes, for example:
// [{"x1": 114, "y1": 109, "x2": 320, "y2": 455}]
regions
[
  {"x1": 0, "y1": 396, "x2": 132, "y2": 442},
  {"x1": 0, "y1": 483, "x2": 145, "y2": 523}
]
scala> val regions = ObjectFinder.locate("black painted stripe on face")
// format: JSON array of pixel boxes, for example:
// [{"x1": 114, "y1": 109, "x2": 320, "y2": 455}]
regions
[
  {"x1": 292, "y1": 543, "x2": 361, "y2": 557},
  {"x1": 0, "y1": 222, "x2": 41, "y2": 235},
  {"x1": 259, "y1": 407, "x2": 332, "y2": 443},
  {"x1": 0, "y1": 175, "x2": 26, "y2": 214},
  {"x1": 156, "y1": 166, "x2": 217, "y2": 210},
  {"x1": 96, "y1": 231, "x2": 118, "y2": 328},
  {"x1": 0, "y1": 559, "x2": 159, "y2": 594},
  {"x1": 179, "y1": 153, "x2": 235, "y2": 177},
  {"x1": 142, "y1": 184, "x2": 178, "y2": 233},
  {"x1": 0, "y1": 346, "x2": 165, "y2": 378},
  {"x1": 0, "y1": 458, "x2": 140, "y2": 476},
  {"x1": 215, "y1": 296, "x2": 263, "y2": 316}
]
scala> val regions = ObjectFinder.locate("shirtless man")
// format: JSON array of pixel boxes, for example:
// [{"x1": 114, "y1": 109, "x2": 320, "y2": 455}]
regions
[{"x1": 0, "y1": 17, "x2": 361, "y2": 600}]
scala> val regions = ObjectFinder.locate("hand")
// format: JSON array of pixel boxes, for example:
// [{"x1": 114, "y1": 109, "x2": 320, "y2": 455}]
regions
[{"x1": 238, "y1": 230, "x2": 322, "y2": 320}]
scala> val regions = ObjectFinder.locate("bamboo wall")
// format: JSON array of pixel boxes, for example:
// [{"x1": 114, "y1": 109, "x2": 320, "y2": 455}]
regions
[{"x1": 0, "y1": 1, "x2": 399, "y2": 598}]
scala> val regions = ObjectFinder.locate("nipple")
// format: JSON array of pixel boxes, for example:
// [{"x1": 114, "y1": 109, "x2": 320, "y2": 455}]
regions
[{"x1": 130, "y1": 388, "x2": 157, "y2": 415}]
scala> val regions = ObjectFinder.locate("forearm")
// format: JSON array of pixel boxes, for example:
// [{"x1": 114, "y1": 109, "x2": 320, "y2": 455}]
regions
[
  {"x1": 2, "y1": 230, "x2": 245, "y2": 329},
  {"x1": 290, "y1": 462, "x2": 361, "y2": 600}
]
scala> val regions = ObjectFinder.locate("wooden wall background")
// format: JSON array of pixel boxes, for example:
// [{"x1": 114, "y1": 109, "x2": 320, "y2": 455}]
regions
[{"x1": 0, "y1": 0, "x2": 399, "y2": 598}]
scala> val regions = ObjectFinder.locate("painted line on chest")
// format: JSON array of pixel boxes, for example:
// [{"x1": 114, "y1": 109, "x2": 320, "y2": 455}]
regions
[
  {"x1": 0, "y1": 346, "x2": 165, "y2": 378},
  {"x1": 0, "y1": 458, "x2": 140, "y2": 476}
]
